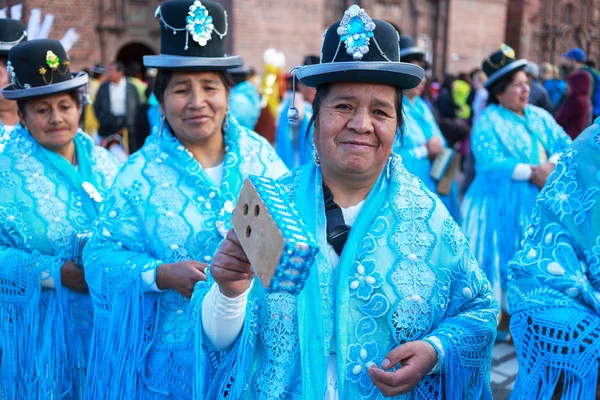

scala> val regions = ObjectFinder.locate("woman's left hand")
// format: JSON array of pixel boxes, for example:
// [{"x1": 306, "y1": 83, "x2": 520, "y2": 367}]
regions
[
  {"x1": 426, "y1": 137, "x2": 444, "y2": 160},
  {"x1": 368, "y1": 340, "x2": 438, "y2": 397}
]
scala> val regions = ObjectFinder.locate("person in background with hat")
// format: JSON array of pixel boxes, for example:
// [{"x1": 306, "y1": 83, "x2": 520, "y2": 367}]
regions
[
  {"x1": 82, "y1": 1, "x2": 287, "y2": 398},
  {"x1": 0, "y1": 18, "x2": 27, "y2": 132},
  {"x1": 274, "y1": 54, "x2": 319, "y2": 170},
  {"x1": 194, "y1": 5, "x2": 497, "y2": 399},
  {"x1": 461, "y1": 44, "x2": 572, "y2": 342},
  {"x1": 563, "y1": 47, "x2": 600, "y2": 120},
  {"x1": 0, "y1": 39, "x2": 119, "y2": 398},
  {"x1": 228, "y1": 62, "x2": 261, "y2": 130},
  {"x1": 394, "y1": 35, "x2": 460, "y2": 221},
  {"x1": 524, "y1": 61, "x2": 553, "y2": 113}
]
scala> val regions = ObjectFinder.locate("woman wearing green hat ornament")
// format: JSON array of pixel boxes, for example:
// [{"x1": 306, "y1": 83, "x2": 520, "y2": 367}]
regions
[
  {"x1": 0, "y1": 39, "x2": 119, "y2": 398},
  {"x1": 82, "y1": 1, "x2": 287, "y2": 399},
  {"x1": 193, "y1": 4, "x2": 498, "y2": 399},
  {"x1": 461, "y1": 44, "x2": 572, "y2": 343}
]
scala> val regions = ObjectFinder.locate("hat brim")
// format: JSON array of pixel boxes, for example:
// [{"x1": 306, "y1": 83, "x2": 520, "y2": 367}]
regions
[
  {"x1": 144, "y1": 54, "x2": 242, "y2": 71},
  {"x1": 0, "y1": 44, "x2": 14, "y2": 56},
  {"x1": 228, "y1": 66, "x2": 252, "y2": 75},
  {"x1": 1, "y1": 72, "x2": 89, "y2": 101},
  {"x1": 484, "y1": 59, "x2": 528, "y2": 88},
  {"x1": 400, "y1": 47, "x2": 425, "y2": 59},
  {"x1": 561, "y1": 53, "x2": 584, "y2": 62},
  {"x1": 296, "y1": 62, "x2": 424, "y2": 90}
]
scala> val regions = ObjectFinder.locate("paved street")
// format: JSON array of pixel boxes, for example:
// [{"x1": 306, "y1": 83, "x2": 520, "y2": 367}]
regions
[{"x1": 491, "y1": 342, "x2": 518, "y2": 399}]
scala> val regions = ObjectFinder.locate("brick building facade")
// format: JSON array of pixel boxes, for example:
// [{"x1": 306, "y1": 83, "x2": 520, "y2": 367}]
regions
[
  {"x1": 1, "y1": 0, "x2": 595, "y2": 80},
  {"x1": 506, "y1": 0, "x2": 600, "y2": 68}
]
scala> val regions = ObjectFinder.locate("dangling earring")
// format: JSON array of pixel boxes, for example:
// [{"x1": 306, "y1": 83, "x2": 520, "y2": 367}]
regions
[
  {"x1": 158, "y1": 115, "x2": 166, "y2": 136},
  {"x1": 312, "y1": 139, "x2": 320, "y2": 166},
  {"x1": 223, "y1": 110, "x2": 230, "y2": 132}
]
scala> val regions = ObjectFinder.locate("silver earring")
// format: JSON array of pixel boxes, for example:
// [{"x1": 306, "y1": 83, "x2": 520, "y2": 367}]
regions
[
  {"x1": 159, "y1": 116, "x2": 166, "y2": 136},
  {"x1": 223, "y1": 111, "x2": 230, "y2": 131},
  {"x1": 312, "y1": 140, "x2": 320, "y2": 166}
]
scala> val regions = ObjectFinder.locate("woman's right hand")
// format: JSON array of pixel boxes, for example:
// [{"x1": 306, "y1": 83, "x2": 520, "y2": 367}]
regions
[
  {"x1": 211, "y1": 229, "x2": 254, "y2": 298},
  {"x1": 61, "y1": 260, "x2": 89, "y2": 293},
  {"x1": 530, "y1": 163, "x2": 555, "y2": 189},
  {"x1": 156, "y1": 261, "x2": 208, "y2": 299}
]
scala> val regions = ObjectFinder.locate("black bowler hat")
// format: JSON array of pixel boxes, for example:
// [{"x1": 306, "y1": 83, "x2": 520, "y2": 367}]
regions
[
  {"x1": 228, "y1": 58, "x2": 252, "y2": 76},
  {"x1": 295, "y1": 5, "x2": 423, "y2": 89},
  {"x1": 399, "y1": 35, "x2": 424, "y2": 61},
  {"x1": 144, "y1": 0, "x2": 241, "y2": 70},
  {"x1": 0, "y1": 19, "x2": 27, "y2": 57},
  {"x1": 482, "y1": 44, "x2": 527, "y2": 89},
  {"x1": 1, "y1": 39, "x2": 88, "y2": 101}
]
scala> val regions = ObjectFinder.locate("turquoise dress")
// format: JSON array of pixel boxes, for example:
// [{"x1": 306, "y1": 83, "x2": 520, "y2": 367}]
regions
[
  {"x1": 394, "y1": 96, "x2": 460, "y2": 220},
  {"x1": 461, "y1": 104, "x2": 572, "y2": 306},
  {"x1": 275, "y1": 98, "x2": 313, "y2": 170},
  {"x1": 0, "y1": 125, "x2": 119, "y2": 399},
  {"x1": 83, "y1": 117, "x2": 287, "y2": 399},
  {"x1": 229, "y1": 81, "x2": 261, "y2": 130},
  {"x1": 507, "y1": 118, "x2": 600, "y2": 399},
  {"x1": 192, "y1": 155, "x2": 498, "y2": 399}
]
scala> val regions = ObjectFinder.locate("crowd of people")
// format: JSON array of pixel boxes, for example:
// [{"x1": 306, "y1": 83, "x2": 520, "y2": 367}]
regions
[{"x1": 0, "y1": 1, "x2": 599, "y2": 399}]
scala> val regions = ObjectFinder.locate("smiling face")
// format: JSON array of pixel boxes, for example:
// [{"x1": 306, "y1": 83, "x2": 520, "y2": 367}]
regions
[
  {"x1": 160, "y1": 71, "x2": 229, "y2": 146},
  {"x1": 314, "y1": 82, "x2": 398, "y2": 185},
  {"x1": 19, "y1": 92, "x2": 80, "y2": 152},
  {"x1": 496, "y1": 70, "x2": 530, "y2": 114}
]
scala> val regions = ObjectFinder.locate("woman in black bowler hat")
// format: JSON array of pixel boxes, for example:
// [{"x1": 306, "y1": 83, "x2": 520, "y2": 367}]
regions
[
  {"x1": 82, "y1": 1, "x2": 287, "y2": 399},
  {"x1": 0, "y1": 39, "x2": 119, "y2": 398}
]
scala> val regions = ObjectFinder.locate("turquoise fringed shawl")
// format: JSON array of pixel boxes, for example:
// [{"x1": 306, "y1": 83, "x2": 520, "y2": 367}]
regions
[
  {"x1": 193, "y1": 155, "x2": 499, "y2": 399},
  {"x1": 394, "y1": 96, "x2": 460, "y2": 220},
  {"x1": 0, "y1": 125, "x2": 119, "y2": 399},
  {"x1": 275, "y1": 98, "x2": 313, "y2": 170},
  {"x1": 461, "y1": 104, "x2": 572, "y2": 303},
  {"x1": 508, "y1": 118, "x2": 600, "y2": 399},
  {"x1": 83, "y1": 117, "x2": 287, "y2": 399}
]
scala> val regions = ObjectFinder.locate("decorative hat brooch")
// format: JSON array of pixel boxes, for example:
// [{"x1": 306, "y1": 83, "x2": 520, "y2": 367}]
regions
[
  {"x1": 155, "y1": 1, "x2": 228, "y2": 51},
  {"x1": 337, "y1": 5, "x2": 376, "y2": 61}
]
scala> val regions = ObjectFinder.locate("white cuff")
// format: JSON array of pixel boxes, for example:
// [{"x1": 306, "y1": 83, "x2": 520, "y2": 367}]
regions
[
  {"x1": 40, "y1": 270, "x2": 55, "y2": 289},
  {"x1": 201, "y1": 281, "x2": 253, "y2": 352},
  {"x1": 426, "y1": 336, "x2": 445, "y2": 375},
  {"x1": 549, "y1": 153, "x2": 561, "y2": 165},
  {"x1": 142, "y1": 269, "x2": 161, "y2": 292},
  {"x1": 512, "y1": 163, "x2": 533, "y2": 181},
  {"x1": 414, "y1": 145, "x2": 429, "y2": 159}
]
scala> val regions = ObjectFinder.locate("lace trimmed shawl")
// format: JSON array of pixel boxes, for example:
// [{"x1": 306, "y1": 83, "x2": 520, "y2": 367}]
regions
[
  {"x1": 192, "y1": 155, "x2": 499, "y2": 399},
  {"x1": 461, "y1": 104, "x2": 572, "y2": 302},
  {"x1": 0, "y1": 125, "x2": 119, "y2": 398},
  {"x1": 83, "y1": 117, "x2": 287, "y2": 399},
  {"x1": 393, "y1": 95, "x2": 460, "y2": 220},
  {"x1": 507, "y1": 118, "x2": 600, "y2": 398}
]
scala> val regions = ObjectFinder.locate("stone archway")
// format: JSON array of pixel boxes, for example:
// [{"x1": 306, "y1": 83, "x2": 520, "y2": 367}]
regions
[{"x1": 115, "y1": 42, "x2": 155, "y2": 74}]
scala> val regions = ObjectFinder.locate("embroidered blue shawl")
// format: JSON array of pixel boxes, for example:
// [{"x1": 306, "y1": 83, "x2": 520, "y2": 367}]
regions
[
  {"x1": 461, "y1": 104, "x2": 572, "y2": 302},
  {"x1": 83, "y1": 117, "x2": 287, "y2": 399},
  {"x1": 394, "y1": 96, "x2": 460, "y2": 220},
  {"x1": 275, "y1": 98, "x2": 313, "y2": 170},
  {"x1": 507, "y1": 118, "x2": 600, "y2": 399},
  {"x1": 192, "y1": 155, "x2": 498, "y2": 399},
  {"x1": 0, "y1": 125, "x2": 119, "y2": 399},
  {"x1": 229, "y1": 81, "x2": 262, "y2": 130}
]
